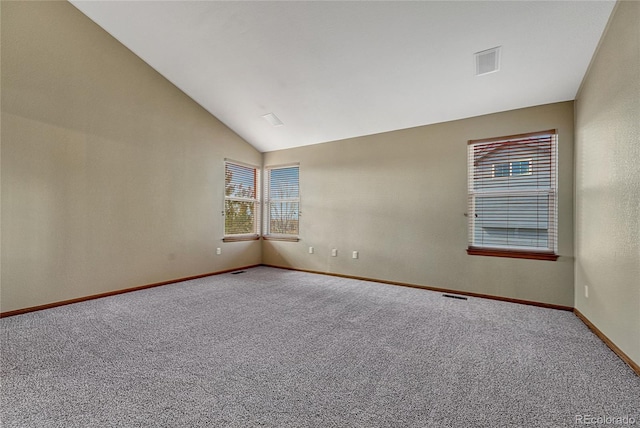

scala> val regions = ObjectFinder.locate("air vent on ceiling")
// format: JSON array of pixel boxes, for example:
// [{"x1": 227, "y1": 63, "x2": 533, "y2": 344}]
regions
[
  {"x1": 262, "y1": 112, "x2": 284, "y2": 127},
  {"x1": 475, "y1": 46, "x2": 501, "y2": 76}
]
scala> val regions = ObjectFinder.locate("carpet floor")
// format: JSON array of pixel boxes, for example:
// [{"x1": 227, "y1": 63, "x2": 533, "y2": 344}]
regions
[{"x1": 1, "y1": 266, "x2": 638, "y2": 427}]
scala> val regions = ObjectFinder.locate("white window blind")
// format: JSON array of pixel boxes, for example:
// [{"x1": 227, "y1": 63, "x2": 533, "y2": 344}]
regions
[
  {"x1": 467, "y1": 130, "x2": 558, "y2": 260},
  {"x1": 265, "y1": 165, "x2": 299, "y2": 238},
  {"x1": 224, "y1": 160, "x2": 259, "y2": 239}
]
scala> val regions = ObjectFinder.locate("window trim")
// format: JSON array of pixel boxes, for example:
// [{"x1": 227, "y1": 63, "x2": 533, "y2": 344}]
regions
[
  {"x1": 467, "y1": 130, "x2": 558, "y2": 261},
  {"x1": 263, "y1": 163, "x2": 300, "y2": 241},
  {"x1": 262, "y1": 235, "x2": 300, "y2": 242},
  {"x1": 466, "y1": 247, "x2": 558, "y2": 261},
  {"x1": 223, "y1": 159, "x2": 260, "y2": 242}
]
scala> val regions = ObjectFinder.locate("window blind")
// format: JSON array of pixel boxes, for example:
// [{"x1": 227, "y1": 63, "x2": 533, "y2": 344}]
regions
[
  {"x1": 265, "y1": 165, "x2": 299, "y2": 237},
  {"x1": 224, "y1": 161, "x2": 259, "y2": 237},
  {"x1": 467, "y1": 130, "x2": 558, "y2": 260}
]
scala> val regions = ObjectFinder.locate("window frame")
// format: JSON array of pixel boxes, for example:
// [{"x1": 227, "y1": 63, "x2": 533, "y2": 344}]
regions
[
  {"x1": 467, "y1": 130, "x2": 558, "y2": 261},
  {"x1": 223, "y1": 159, "x2": 260, "y2": 242},
  {"x1": 263, "y1": 163, "x2": 300, "y2": 242}
]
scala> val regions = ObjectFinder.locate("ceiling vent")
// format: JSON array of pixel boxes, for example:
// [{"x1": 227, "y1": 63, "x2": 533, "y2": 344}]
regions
[
  {"x1": 262, "y1": 112, "x2": 284, "y2": 127},
  {"x1": 475, "y1": 46, "x2": 501, "y2": 76}
]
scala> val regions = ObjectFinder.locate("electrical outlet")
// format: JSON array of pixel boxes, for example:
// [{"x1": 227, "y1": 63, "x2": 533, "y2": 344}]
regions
[
  {"x1": 352, "y1": 251, "x2": 359, "y2": 259},
  {"x1": 216, "y1": 248, "x2": 222, "y2": 255},
  {"x1": 331, "y1": 249, "x2": 338, "y2": 257},
  {"x1": 308, "y1": 246, "x2": 314, "y2": 254},
  {"x1": 585, "y1": 285, "x2": 589, "y2": 298}
]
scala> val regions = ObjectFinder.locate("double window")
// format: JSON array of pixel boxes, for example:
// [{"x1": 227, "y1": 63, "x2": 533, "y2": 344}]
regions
[
  {"x1": 223, "y1": 161, "x2": 299, "y2": 241},
  {"x1": 467, "y1": 130, "x2": 558, "y2": 260}
]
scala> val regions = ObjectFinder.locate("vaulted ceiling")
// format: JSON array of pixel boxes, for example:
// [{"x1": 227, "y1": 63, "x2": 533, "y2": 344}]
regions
[{"x1": 71, "y1": 1, "x2": 616, "y2": 153}]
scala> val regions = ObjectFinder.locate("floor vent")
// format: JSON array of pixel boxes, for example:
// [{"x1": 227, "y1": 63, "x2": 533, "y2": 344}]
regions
[
  {"x1": 443, "y1": 294, "x2": 468, "y2": 300},
  {"x1": 231, "y1": 271, "x2": 246, "y2": 275}
]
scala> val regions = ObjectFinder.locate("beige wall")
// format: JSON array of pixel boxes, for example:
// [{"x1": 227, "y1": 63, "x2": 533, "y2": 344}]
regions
[
  {"x1": 575, "y1": 1, "x2": 640, "y2": 365},
  {"x1": 1, "y1": 1, "x2": 262, "y2": 312},
  {"x1": 263, "y1": 102, "x2": 575, "y2": 307}
]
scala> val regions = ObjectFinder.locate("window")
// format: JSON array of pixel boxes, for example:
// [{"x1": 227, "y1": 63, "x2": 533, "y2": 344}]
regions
[
  {"x1": 493, "y1": 160, "x2": 531, "y2": 177},
  {"x1": 494, "y1": 162, "x2": 511, "y2": 178},
  {"x1": 511, "y1": 160, "x2": 531, "y2": 176},
  {"x1": 467, "y1": 130, "x2": 558, "y2": 260},
  {"x1": 264, "y1": 165, "x2": 300, "y2": 241},
  {"x1": 224, "y1": 160, "x2": 259, "y2": 241}
]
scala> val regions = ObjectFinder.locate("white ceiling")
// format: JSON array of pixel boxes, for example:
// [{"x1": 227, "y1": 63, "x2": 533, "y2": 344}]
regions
[{"x1": 70, "y1": 1, "x2": 616, "y2": 153}]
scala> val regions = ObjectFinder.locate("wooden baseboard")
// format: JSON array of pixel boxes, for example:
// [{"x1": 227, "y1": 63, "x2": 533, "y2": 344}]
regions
[
  {"x1": 0, "y1": 265, "x2": 260, "y2": 318},
  {"x1": 574, "y1": 309, "x2": 640, "y2": 376},
  {"x1": 261, "y1": 264, "x2": 573, "y2": 311}
]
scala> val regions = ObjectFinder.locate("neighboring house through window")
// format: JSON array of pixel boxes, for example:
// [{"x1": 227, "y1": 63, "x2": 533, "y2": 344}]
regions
[
  {"x1": 493, "y1": 159, "x2": 532, "y2": 177},
  {"x1": 467, "y1": 130, "x2": 558, "y2": 260},
  {"x1": 264, "y1": 164, "x2": 300, "y2": 241},
  {"x1": 224, "y1": 160, "x2": 260, "y2": 241}
]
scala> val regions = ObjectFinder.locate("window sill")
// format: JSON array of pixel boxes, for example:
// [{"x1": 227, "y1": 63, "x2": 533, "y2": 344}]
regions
[
  {"x1": 467, "y1": 247, "x2": 558, "y2": 261},
  {"x1": 222, "y1": 234, "x2": 260, "y2": 243},
  {"x1": 262, "y1": 235, "x2": 300, "y2": 242}
]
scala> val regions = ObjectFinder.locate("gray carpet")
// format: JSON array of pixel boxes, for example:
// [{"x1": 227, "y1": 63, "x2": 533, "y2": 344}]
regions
[{"x1": 1, "y1": 266, "x2": 638, "y2": 427}]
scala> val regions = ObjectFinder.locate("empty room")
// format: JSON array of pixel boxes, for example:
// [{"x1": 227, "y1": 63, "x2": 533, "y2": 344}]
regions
[{"x1": 1, "y1": 0, "x2": 639, "y2": 427}]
